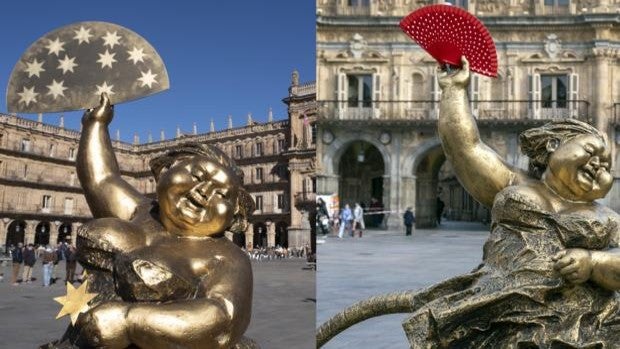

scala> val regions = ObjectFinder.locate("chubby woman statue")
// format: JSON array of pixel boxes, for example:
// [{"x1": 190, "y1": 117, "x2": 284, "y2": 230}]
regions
[
  {"x1": 48, "y1": 94, "x2": 256, "y2": 349},
  {"x1": 317, "y1": 58, "x2": 620, "y2": 348}
]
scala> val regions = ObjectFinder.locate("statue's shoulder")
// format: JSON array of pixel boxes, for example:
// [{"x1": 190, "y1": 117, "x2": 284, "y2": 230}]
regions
[{"x1": 494, "y1": 181, "x2": 549, "y2": 212}]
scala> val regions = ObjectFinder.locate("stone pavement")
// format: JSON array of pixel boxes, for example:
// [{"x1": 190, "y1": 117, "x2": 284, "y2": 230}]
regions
[
  {"x1": 0, "y1": 258, "x2": 315, "y2": 349},
  {"x1": 317, "y1": 221, "x2": 490, "y2": 349}
]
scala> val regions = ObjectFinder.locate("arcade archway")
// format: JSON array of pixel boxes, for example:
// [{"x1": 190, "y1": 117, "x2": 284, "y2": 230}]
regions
[
  {"x1": 6, "y1": 220, "x2": 25, "y2": 251},
  {"x1": 415, "y1": 145, "x2": 487, "y2": 227},
  {"x1": 57, "y1": 223, "x2": 72, "y2": 243},
  {"x1": 253, "y1": 223, "x2": 267, "y2": 248},
  {"x1": 275, "y1": 221, "x2": 288, "y2": 248},
  {"x1": 34, "y1": 222, "x2": 51, "y2": 246},
  {"x1": 232, "y1": 232, "x2": 246, "y2": 248},
  {"x1": 338, "y1": 141, "x2": 385, "y2": 227}
]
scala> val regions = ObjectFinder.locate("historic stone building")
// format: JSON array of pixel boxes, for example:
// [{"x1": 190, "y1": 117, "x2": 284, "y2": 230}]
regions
[
  {"x1": 317, "y1": 0, "x2": 620, "y2": 228},
  {"x1": 0, "y1": 73, "x2": 316, "y2": 251}
]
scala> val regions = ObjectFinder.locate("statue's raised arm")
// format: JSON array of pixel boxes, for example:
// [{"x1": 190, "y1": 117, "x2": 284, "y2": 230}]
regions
[
  {"x1": 77, "y1": 93, "x2": 148, "y2": 220},
  {"x1": 437, "y1": 57, "x2": 527, "y2": 207}
]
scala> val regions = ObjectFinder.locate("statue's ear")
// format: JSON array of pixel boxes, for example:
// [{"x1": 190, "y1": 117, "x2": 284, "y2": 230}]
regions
[{"x1": 546, "y1": 138, "x2": 560, "y2": 153}]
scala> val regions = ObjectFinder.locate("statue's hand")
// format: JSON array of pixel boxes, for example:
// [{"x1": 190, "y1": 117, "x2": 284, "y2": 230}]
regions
[
  {"x1": 553, "y1": 249, "x2": 593, "y2": 284},
  {"x1": 83, "y1": 93, "x2": 113, "y2": 125},
  {"x1": 77, "y1": 301, "x2": 130, "y2": 348},
  {"x1": 437, "y1": 56, "x2": 470, "y2": 90}
]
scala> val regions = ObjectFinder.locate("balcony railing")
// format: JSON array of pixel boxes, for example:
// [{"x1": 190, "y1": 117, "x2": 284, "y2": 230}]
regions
[{"x1": 318, "y1": 100, "x2": 590, "y2": 122}]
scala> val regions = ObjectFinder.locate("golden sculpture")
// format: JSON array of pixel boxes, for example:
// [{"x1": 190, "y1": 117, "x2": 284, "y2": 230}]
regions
[
  {"x1": 317, "y1": 57, "x2": 620, "y2": 348},
  {"x1": 54, "y1": 280, "x2": 98, "y2": 325},
  {"x1": 45, "y1": 94, "x2": 257, "y2": 349}
]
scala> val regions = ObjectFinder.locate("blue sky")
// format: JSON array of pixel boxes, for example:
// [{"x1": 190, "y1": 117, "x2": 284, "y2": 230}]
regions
[{"x1": 0, "y1": 1, "x2": 315, "y2": 142}]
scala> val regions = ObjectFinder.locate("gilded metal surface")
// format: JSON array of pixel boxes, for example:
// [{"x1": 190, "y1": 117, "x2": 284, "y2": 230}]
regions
[
  {"x1": 47, "y1": 94, "x2": 256, "y2": 349},
  {"x1": 7, "y1": 22, "x2": 169, "y2": 113},
  {"x1": 317, "y1": 57, "x2": 620, "y2": 348}
]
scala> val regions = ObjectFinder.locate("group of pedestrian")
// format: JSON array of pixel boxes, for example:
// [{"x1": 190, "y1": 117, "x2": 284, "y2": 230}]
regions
[
  {"x1": 9, "y1": 241, "x2": 78, "y2": 287},
  {"x1": 337, "y1": 203, "x2": 364, "y2": 238}
]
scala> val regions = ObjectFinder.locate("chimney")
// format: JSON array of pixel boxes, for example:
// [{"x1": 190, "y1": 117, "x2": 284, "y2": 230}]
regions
[
  {"x1": 133, "y1": 133, "x2": 139, "y2": 145},
  {"x1": 147, "y1": 131, "x2": 153, "y2": 143},
  {"x1": 268, "y1": 107, "x2": 273, "y2": 122},
  {"x1": 160, "y1": 129, "x2": 165, "y2": 141},
  {"x1": 115, "y1": 129, "x2": 120, "y2": 141},
  {"x1": 247, "y1": 112, "x2": 253, "y2": 126},
  {"x1": 227, "y1": 115, "x2": 233, "y2": 129},
  {"x1": 193, "y1": 122, "x2": 198, "y2": 135},
  {"x1": 210, "y1": 119, "x2": 215, "y2": 132}
]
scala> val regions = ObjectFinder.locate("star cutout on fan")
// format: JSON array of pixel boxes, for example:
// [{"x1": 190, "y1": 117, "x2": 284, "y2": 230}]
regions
[
  {"x1": 17, "y1": 86, "x2": 39, "y2": 106},
  {"x1": 95, "y1": 81, "x2": 115, "y2": 96},
  {"x1": 97, "y1": 49, "x2": 117, "y2": 69},
  {"x1": 46, "y1": 79, "x2": 67, "y2": 99},
  {"x1": 45, "y1": 37, "x2": 65, "y2": 56},
  {"x1": 23, "y1": 58, "x2": 45, "y2": 78},
  {"x1": 57, "y1": 55, "x2": 78, "y2": 74},
  {"x1": 137, "y1": 69, "x2": 158, "y2": 88},
  {"x1": 102, "y1": 31, "x2": 121, "y2": 49},
  {"x1": 73, "y1": 26, "x2": 93, "y2": 45},
  {"x1": 127, "y1": 46, "x2": 147, "y2": 64},
  {"x1": 54, "y1": 280, "x2": 98, "y2": 325}
]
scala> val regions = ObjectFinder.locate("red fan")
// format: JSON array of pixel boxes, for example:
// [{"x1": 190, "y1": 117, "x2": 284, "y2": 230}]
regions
[{"x1": 399, "y1": 4, "x2": 498, "y2": 77}]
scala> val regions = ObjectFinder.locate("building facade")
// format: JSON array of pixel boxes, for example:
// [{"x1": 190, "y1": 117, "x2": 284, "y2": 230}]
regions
[
  {"x1": 0, "y1": 73, "x2": 316, "y2": 251},
  {"x1": 317, "y1": 0, "x2": 620, "y2": 228}
]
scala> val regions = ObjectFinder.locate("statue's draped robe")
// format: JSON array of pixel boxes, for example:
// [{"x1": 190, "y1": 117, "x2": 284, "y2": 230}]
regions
[{"x1": 403, "y1": 188, "x2": 620, "y2": 348}]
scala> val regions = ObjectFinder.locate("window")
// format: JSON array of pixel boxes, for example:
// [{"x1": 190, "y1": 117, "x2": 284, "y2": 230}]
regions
[
  {"x1": 541, "y1": 75, "x2": 568, "y2": 109},
  {"x1": 445, "y1": 0, "x2": 468, "y2": 9},
  {"x1": 311, "y1": 123, "x2": 317, "y2": 145},
  {"x1": 21, "y1": 138, "x2": 31, "y2": 152},
  {"x1": 235, "y1": 145, "x2": 243, "y2": 159},
  {"x1": 255, "y1": 195, "x2": 263, "y2": 212},
  {"x1": 255, "y1": 142, "x2": 263, "y2": 157},
  {"x1": 256, "y1": 168, "x2": 263, "y2": 182},
  {"x1": 69, "y1": 172, "x2": 76, "y2": 186},
  {"x1": 277, "y1": 194, "x2": 284, "y2": 210},
  {"x1": 42, "y1": 195, "x2": 52, "y2": 212},
  {"x1": 68, "y1": 147, "x2": 76, "y2": 160},
  {"x1": 348, "y1": 0, "x2": 369, "y2": 6},
  {"x1": 277, "y1": 139, "x2": 285, "y2": 152},
  {"x1": 64, "y1": 198, "x2": 74, "y2": 215},
  {"x1": 49, "y1": 144, "x2": 56, "y2": 157},
  {"x1": 347, "y1": 74, "x2": 372, "y2": 108},
  {"x1": 544, "y1": 0, "x2": 569, "y2": 14}
]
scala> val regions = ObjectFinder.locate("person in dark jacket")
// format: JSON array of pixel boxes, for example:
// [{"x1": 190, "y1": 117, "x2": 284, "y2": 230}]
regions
[
  {"x1": 65, "y1": 244, "x2": 77, "y2": 283},
  {"x1": 22, "y1": 244, "x2": 36, "y2": 283},
  {"x1": 10, "y1": 243, "x2": 23, "y2": 285},
  {"x1": 404, "y1": 207, "x2": 415, "y2": 236}
]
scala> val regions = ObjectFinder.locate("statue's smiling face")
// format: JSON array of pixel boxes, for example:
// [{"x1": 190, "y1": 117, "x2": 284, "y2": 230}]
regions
[
  {"x1": 157, "y1": 155, "x2": 239, "y2": 237},
  {"x1": 547, "y1": 134, "x2": 612, "y2": 201}
]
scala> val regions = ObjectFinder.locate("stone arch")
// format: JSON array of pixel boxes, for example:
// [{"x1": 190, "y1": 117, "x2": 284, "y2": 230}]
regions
[
  {"x1": 57, "y1": 222, "x2": 72, "y2": 243},
  {"x1": 322, "y1": 135, "x2": 390, "y2": 176},
  {"x1": 232, "y1": 232, "x2": 246, "y2": 248},
  {"x1": 34, "y1": 221, "x2": 51, "y2": 246},
  {"x1": 401, "y1": 138, "x2": 442, "y2": 177},
  {"x1": 6, "y1": 220, "x2": 26, "y2": 250},
  {"x1": 414, "y1": 144, "x2": 446, "y2": 228},
  {"x1": 275, "y1": 221, "x2": 288, "y2": 248}
]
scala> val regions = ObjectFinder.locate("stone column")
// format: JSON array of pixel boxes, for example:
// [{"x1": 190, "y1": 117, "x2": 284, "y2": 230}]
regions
[
  {"x1": 0, "y1": 218, "x2": 9, "y2": 247},
  {"x1": 51, "y1": 221, "x2": 61, "y2": 245},
  {"x1": 400, "y1": 175, "x2": 416, "y2": 215},
  {"x1": 245, "y1": 223, "x2": 254, "y2": 250},
  {"x1": 72, "y1": 223, "x2": 82, "y2": 246},
  {"x1": 316, "y1": 174, "x2": 339, "y2": 196},
  {"x1": 592, "y1": 47, "x2": 612, "y2": 133},
  {"x1": 24, "y1": 220, "x2": 37, "y2": 245},
  {"x1": 266, "y1": 222, "x2": 276, "y2": 248}
]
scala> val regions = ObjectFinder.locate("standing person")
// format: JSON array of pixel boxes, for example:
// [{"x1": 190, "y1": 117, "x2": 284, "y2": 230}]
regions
[
  {"x1": 338, "y1": 204, "x2": 353, "y2": 238},
  {"x1": 317, "y1": 198, "x2": 330, "y2": 236},
  {"x1": 436, "y1": 197, "x2": 445, "y2": 225},
  {"x1": 41, "y1": 245, "x2": 57, "y2": 287},
  {"x1": 10, "y1": 243, "x2": 23, "y2": 285},
  {"x1": 22, "y1": 244, "x2": 36, "y2": 283},
  {"x1": 404, "y1": 207, "x2": 415, "y2": 236},
  {"x1": 353, "y1": 203, "x2": 365, "y2": 237},
  {"x1": 65, "y1": 243, "x2": 77, "y2": 283}
]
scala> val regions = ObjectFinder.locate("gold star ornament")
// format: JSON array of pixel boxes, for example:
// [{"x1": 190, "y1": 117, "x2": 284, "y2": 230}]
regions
[{"x1": 54, "y1": 280, "x2": 98, "y2": 325}]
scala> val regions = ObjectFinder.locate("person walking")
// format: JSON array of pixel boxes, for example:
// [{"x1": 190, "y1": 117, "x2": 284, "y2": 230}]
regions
[
  {"x1": 353, "y1": 203, "x2": 365, "y2": 237},
  {"x1": 436, "y1": 197, "x2": 445, "y2": 225},
  {"x1": 10, "y1": 243, "x2": 23, "y2": 285},
  {"x1": 338, "y1": 204, "x2": 353, "y2": 238},
  {"x1": 404, "y1": 207, "x2": 415, "y2": 236},
  {"x1": 22, "y1": 244, "x2": 36, "y2": 283},
  {"x1": 317, "y1": 198, "x2": 330, "y2": 236},
  {"x1": 41, "y1": 245, "x2": 57, "y2": 287},
  {"x1": 65, "y1": 244, "x2": 77, "y2": 283}
]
